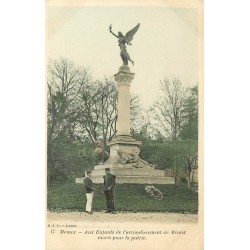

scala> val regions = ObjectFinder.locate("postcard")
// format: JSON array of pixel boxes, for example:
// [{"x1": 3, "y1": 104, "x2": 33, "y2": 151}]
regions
[{"x1": 46, "y1": 0, "x2": 204, "y2": 249}]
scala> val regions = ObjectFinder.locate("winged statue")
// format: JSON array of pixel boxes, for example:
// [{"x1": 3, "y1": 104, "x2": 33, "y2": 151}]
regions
[{"x1": 109, "y1": 23, "x2": 140, "y2": 66}]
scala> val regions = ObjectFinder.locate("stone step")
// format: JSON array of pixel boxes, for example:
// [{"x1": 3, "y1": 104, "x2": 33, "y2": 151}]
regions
[
  {"x1": 94, "y1": 163, "x2": 129, "y2": 170},
  {"x1": 94, "y1": 163, "x2": 156, "y2": 170},
  {"x1": 76, "y1": 176, "x2": 175, "y2": 185},
  {"x1": 90, "y1": 168, "x2": 165, "y2": 177}
]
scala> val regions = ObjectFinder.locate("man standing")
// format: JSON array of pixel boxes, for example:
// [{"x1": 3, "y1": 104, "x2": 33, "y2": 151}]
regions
[
  {"x1": 103, "y1": 168, "x2": 116, "y2": 213},
  {"x1": 83, "y1": 170, "x2": 94, "y2": 214}
]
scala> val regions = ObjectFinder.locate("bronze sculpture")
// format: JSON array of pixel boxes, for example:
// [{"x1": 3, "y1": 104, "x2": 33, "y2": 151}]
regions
[
  {"x1": 109, "y1": 23, "x2": 140, "y2": 66},
  {"x1": 94, "y1": 140, "x2": 109, "y2": 164}
]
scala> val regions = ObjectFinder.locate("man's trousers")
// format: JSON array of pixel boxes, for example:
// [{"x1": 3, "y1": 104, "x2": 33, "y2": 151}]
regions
[
  {"x1": 85, "y1": 192, "x2": 94, "y2": 212},
  {"x1": 104, "y1": 190, "x2": 115, "y2": 212}
]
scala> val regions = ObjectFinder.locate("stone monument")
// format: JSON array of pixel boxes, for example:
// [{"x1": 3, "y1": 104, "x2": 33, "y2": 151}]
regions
[{"x1": 76, "y1": 24, "x2": 175, "y2": 184}]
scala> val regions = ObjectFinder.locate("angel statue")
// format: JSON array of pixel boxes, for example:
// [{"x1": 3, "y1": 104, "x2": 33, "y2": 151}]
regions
[{"x1": 109, "y1": 23, "x2": 140, "y2": 66}]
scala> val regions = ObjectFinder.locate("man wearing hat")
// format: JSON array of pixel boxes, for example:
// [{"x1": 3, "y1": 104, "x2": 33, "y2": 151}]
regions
[
  {"x1": 103, "y1": 168, "x2": 116, "y2": 213},
  {"x1": 83, "y1": 170, "x2": 95, "y2": 214}
]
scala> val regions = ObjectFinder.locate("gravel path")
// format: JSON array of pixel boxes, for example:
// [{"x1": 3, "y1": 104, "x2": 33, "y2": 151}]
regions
[{"x1": 47, "y1": 211, "x2": 198, "y2": 224}]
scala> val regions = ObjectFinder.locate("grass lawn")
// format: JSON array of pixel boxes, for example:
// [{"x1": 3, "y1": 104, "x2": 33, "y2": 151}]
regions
[{"x1": 47, "y1": 183, "x2": 198, "y2": 213}]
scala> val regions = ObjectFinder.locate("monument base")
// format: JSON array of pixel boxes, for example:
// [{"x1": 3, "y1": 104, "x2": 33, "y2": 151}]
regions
[
  {"x1": 75, "y1": 136, "x2": 175, "y2": 185},
  {"x1": 76, "y1": 163, "x2": 175, "y2": 184}
]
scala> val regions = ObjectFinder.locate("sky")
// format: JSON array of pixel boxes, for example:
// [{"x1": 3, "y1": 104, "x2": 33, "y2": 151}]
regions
[{"x1": 47, "y1": 6, "x2": 199, "y2": 108}]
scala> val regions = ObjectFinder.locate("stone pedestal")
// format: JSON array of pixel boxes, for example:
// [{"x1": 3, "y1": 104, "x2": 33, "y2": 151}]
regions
[{"x1": 75, "y1": 65, "x2": 175, "y2": 185}]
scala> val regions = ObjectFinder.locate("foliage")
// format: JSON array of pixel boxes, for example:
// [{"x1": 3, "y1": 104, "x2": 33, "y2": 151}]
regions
[
  {"x1": 48, "y1": 140, "x2": 97, "y2": 185},
  {"x1": 180, "y1": 84, "x2": 198, "y2": 140},
  {"x1": 131, "y1": 110, "x2": 154, "y2": 142},
  {"x1": 47, "y1": 183, "x2": 198, "y2": 213},
  {"x1": 76, "y1": 78, "x2": 118, "y2": 145},
  {"x1": 47, "y1": 58, "x2": 91, "y2": 184},
  {"x1": 185, "y1": 153, "x2": 198, "y2": 187},
  {"x1": 140, "y1": 140, "x2": 198, "y2": 177},
  {"x1": 47, "y1": 58, "x2": 90, "y2": 144},
  {"x1": 151, "y1": 77, "x2": 186, "y2": 141}
]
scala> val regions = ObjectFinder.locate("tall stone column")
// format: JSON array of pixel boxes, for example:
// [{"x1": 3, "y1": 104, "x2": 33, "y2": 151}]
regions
[{"x1": 114, "y1": 65, "x2": 134, "y2": 136}]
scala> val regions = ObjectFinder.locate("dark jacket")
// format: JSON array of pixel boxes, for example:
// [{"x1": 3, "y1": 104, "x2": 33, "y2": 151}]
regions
[
  {"x1": 83, "y1": 176, "x2": 94, "y2": 193},
  {"x1": 103, "y1": 173, "x2": 116, "y2": 191}
]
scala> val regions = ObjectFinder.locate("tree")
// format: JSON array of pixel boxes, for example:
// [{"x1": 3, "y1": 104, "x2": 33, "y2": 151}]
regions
[
  {"x1": 76, "y1": 78, "x2": 118, "y2": 146},
  {"x1": 180, "y1": 84, "x2": 198, "y2": 140},
  {"x1": 47, "y1": 58, "x2": 90, "y2": 143},
  {"x1": 47, "y1": 58, "x2": 91, "y2": 183},
  {"x1": 185, "y1": 153, "x2": 198, "y2": 188},
  {"x1": 151, "y1": 77, "x2": 186, "y2": 141},
  {"x1": 130, "y1": 94, "x2": 142, "y2": 131},
  {"x1": 131, "y1": 110, "x2": 154, "y2": 141}
]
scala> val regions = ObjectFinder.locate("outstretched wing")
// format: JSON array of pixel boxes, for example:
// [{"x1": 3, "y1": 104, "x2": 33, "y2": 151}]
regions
[{"x1": 124, "y1": 23, "x2": 140, "y2": 43}]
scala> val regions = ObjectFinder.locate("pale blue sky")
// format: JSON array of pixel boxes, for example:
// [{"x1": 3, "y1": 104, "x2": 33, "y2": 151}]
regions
[{"x1": 47, "y1": 6, "x2": 199, "y2": 107}]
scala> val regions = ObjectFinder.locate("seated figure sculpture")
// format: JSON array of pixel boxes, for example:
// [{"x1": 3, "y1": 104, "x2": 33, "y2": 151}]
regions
[{"x1": 94, "y1": 139, "x2": 109, "y2": 164}]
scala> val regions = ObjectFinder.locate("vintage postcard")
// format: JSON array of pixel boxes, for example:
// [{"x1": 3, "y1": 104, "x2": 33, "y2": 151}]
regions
[{"x1": 46, "y1": 0, "x2": 204, "y2": 249}]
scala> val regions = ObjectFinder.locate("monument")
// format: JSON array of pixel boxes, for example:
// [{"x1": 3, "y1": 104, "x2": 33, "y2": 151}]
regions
[{"x1": 76, "y1": 24, "x2": 175, "y2": 184}]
